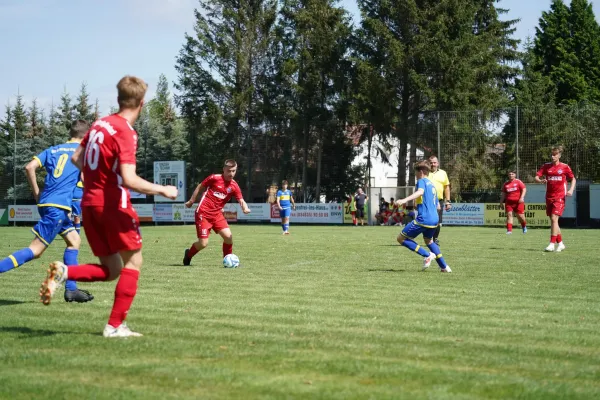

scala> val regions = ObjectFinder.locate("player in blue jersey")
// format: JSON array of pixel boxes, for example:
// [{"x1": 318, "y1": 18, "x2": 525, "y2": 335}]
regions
[
  {"x1": 71, "y1": 180, "x2": 83, "y2": 234},
  {"x1": 276, "y1": 180, "x2": 295, "y2": 234},
  {"x1": 0, "y1": 120, "x2": 94, "y2": 301},
  {"x1": 394, "y1": 160, "x2": 452, "y2": 272}
]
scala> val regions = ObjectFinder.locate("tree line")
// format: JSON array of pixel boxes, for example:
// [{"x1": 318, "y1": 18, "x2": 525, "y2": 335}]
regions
[{"x1": 2, "y1": 0, "x2": 600, "y2": 204}]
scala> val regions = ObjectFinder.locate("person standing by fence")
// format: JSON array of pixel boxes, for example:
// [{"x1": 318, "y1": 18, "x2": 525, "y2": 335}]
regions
[{"x1": 354, "y1": 188, "x2": 368, "y2": 226}]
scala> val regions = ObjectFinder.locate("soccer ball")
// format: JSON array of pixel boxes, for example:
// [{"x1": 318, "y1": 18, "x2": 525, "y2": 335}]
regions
[{"x1": 223, "y1": 254, "x2": 240, "y2": 268}]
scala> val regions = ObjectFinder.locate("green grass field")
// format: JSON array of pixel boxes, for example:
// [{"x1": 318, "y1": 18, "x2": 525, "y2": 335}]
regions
[{"x1": 0, "y1": 224, "x2": 599, "y2": 399}]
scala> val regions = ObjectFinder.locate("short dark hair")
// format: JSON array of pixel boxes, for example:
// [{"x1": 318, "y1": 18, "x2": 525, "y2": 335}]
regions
[
  {"x1": 282, "y1": 180, "x2": 289, "y2": 185},
  {"x1": 428, "y1": 155, "x2": 438, "y2": 161},
  {"x1": 70, "y1": 120, "x2": 89, "y2": 139},
  {"x1": 224, "y1": 159, "x2": 237, "y2": 167}
]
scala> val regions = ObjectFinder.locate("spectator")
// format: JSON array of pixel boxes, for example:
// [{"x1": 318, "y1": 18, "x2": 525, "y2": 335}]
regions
[{"x1": 354, "y1": 188, "x2": 368, "y2": 226}]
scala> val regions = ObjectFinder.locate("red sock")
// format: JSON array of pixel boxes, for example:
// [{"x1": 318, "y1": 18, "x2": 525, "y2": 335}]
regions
[
  {"x1": 521, "y1": 221, "x2": 527, "y2": 228},
  {"x1": 507, "y1": 223, "x2": 512, "y2": 232},
  {"x1": 223, "y1": 243, "x2": 233, "y2": 257},
  {"x1": 557, "y1": 234, "x2": 562, "y2": 243},
  {"x1": 108, "y1": 269, "x2": 139, "y2": 328},
  {"x1": 67, "y1": 264, "x2": 110, "y2": 282},
  {"x1": 550, "y1": 235, "x2": 557, "y2": 243},
  {"x1": 188, "y1": 245, "x2": 199, "y2": 258}
]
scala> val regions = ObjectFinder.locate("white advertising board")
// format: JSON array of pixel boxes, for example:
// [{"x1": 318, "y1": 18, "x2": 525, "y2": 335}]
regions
[
  {"x1": 8, "y1": 205, "x2": 40, "y2": 221},
  {"x1": 442, "y1": 203, "x2": 484, "y2": 226},
  {"x1": 153, "y1": 161, "x2": 186, "y2": 202},
  {"x1": 270, "y1": 203, "x2": 344, "y2": 224}
]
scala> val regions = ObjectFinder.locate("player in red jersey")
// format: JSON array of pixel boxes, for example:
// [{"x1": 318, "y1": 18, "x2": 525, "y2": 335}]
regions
[
  {"x1": 39, "y1": 76, "x2": 178, "y2": 337},
  {"x1": 535, "y1": 145, "x2": 576, "y2": 252},
  {"x1": 182, "y1": 160, "x2": 251, "y2": 266},
  {"x1": 499, "y1": 171, "x2": 527, "y2": 234}
]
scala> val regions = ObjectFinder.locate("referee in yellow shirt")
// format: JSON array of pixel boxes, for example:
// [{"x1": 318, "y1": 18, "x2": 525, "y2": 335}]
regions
[{"x1": 428, "y1": 155, "x2": 452, "y2": 244}]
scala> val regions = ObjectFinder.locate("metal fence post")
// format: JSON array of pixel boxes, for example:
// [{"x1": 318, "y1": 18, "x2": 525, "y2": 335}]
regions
[
  {"x1": 13, "y1": 127, "x2": 17, "y2": 226},
  {"x1": 437, "y1": 112, "x2": 441, "y2": 163},
  {"x1": 515, "y1": 106, "x2": 519, "y2": 178}
]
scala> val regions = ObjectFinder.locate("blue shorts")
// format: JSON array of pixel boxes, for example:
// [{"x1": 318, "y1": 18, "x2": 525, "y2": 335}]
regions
[
  {"x1": 71, "y1": 200, "x2": 82, "y2": 218},
  {"x1": 280, "y1": 207, "x2": 291, "y2": 218},
  {"x1": 401, "y1": 221, "x2": 436, "y2": 240},
  {"x1": 32, "y1": 206, "x2": 75, "y2": 246}
]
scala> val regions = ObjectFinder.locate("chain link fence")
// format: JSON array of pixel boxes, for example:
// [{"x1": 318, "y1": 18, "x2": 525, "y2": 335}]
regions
[{"x1": 1, "y1": 106, "x2": 599, "y2": 225}]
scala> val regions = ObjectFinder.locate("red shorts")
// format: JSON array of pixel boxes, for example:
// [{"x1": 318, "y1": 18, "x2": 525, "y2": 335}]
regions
[
  {"x1": 82, "y1": 205, "x2": 142, "y2": 257},
  {"x1": 504, "y1": 201, "x2": 525, "y2": 214},
  {"x1": 546, "y1": 198, "x2": 565, "y2": 216},
  {"x1": 195, "y1": 211, "x2": 229, "y2": 239}
]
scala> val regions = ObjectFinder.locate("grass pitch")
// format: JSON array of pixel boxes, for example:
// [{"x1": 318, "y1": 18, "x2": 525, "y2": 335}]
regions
[{"x1": 0, "y1": 224, "x2": 599, "y2": 399}]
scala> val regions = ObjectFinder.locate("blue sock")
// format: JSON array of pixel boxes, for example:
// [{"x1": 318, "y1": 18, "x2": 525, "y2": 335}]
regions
[
  {"x1": 283, "y1": 223, "x2": 289, "y2": 232},
  {"x1": 74, "y1": 222, "x2": 81, "y2": 235},
  {"x1": 63, "y1": 248, "x2": 78, "y2": 291},
  {"x1": 427, "y1": 242, "x2": 449, "y2": 269},
  {"x1": 281, "y1": 223, "x2": 285, "y2": 232},
  {"x1": 0, "y1": 248, "x2": 35, "y2": 273},
  {"x1": 402, "y1": 239, "x2": 430, "y2": 257}
]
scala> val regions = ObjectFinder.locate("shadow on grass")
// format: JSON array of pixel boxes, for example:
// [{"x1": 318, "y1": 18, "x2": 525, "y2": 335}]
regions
[
  {"x1": 488, "y1": 247, "x2": 543, "y2": 252},
  {"x1": 367, "y1": 268, "x2": 406, "y2": 273},
  {"x1": 0, "y1": 326, "x2": 75, "y2": 338},
  {"x1": 0, "y1": 299, "x2": 30, "y2": 307}
]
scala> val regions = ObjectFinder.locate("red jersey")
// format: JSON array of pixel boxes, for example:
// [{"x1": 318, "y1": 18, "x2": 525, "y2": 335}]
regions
[
  {"x1": 80, "y1": 114, "x2": 137, "y2": 208},
  {"x1": 196, "y1": 174, "x2": 243, "y2": 217},
  {"x1": 536, "y1": 162, "x2": 574, "y2": 199},
  {"x1": 502, "y1": 179, "x2": 526, "y2": 202}
]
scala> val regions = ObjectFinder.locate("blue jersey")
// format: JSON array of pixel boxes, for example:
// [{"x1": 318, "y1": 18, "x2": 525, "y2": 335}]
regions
[
  {"x1": 34, "y1": 141, "x2": 80, "y2": 211},
  {"x1": 72, "y1": 180, "x2": 83, "y2": 200},
  {"x1": 415, "y1": 177, "x2": 439, "y2": 227},
  {"x1": 277, "y1": 189, "x2": 293, "y2": 209}
]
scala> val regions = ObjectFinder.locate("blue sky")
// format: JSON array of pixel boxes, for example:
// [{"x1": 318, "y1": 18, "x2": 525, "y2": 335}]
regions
[{"x1": 1, "y1": 0, "x2": 598, "y2": 118}]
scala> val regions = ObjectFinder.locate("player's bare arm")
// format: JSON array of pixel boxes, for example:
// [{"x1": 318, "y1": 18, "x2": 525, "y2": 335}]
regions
[
  {"x1": 444, "y1": 184, "x2": 452, "y2": 210},
  {"x1": 567, "y1": 176, "x2": 576, "y2": 196},
  {"x1": 291, "y1": 196, "x2": 296, "y2": 210},
  {"x1": 186, "y1": 184, "x2": 206, "y2": 207},
  {"x1": 24, "y1": 159, "x2": 41, "y2": 202},
  {"x1": 395, "y1": 188, "x2": 424, "y2": 207},
  {"x1": 519, "y1": 187, "x2": 527, "y2": 203},
  {"x1": 277, "y1": 197, "x2": 282, "y2": 211},
  {"x1": 239, "y1": 198, "x2": 251, "y2": 214},
  {"x1": 71, "y1": 146, "x2": 84, "y2": 170},
  {"x1": 499, "y1": 192, "x2": 505, "y2": 207},
  {"x1": 535, "y1": 175, "x2": 547, "y2": 184},
  {"x1": 120, "y1": 163, "x2": 177, "y2": 199}
]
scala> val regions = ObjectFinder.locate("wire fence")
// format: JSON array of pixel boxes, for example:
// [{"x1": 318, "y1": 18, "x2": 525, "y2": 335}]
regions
[{"x1": 1, "y1": 106, "x2": 599, "y2": 223}]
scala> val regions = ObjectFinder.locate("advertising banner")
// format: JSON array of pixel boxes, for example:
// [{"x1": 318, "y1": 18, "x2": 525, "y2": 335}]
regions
[
  {"x1": 132, "y1": 204, "x2": 153, "y2": 222},
  {"x1": 8, "y1": 205, "x2": 40, "y2": 222},
  {"x1": 270, "y1": 203, "x2": 344, "y2": 224},
  {"x1": 153, "y1": 204, "x2": 173, "y2": 222},
  {"x1": 442, "y1": 203, "x2": 484, "y2": 226},
  {"x1": 484, "y1": 203, "x2": 550, "y2": 227},
  {"x1": 172, "y1": 204, "x2": 196, "y2": 222}
]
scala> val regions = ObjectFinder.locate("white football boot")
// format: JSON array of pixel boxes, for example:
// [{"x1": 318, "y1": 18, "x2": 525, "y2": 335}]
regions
[
  {"x1": 103, "y1": 323, "x2": 143, "y2": 338},
  {"x1": 40, "y1": 261, "x2": 68, "y2": 305},
  {"x1": 423, "y1": 253, "x2": 436, "y2": 271},
  {"x1": 555, "y1": 242, "x2": 566, "y2": 252},
  {"x1": 544, "y1": 243, "x2": 556, "y2": 252}
]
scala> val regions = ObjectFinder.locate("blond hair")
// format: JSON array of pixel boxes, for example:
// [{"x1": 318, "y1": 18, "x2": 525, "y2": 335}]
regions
[
  {"x1": 117, "y1": 75, "x2": 148, "y2": 109},
  {"x1": 551, "y1": 145, "x2": 564, "y2": 154}
]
